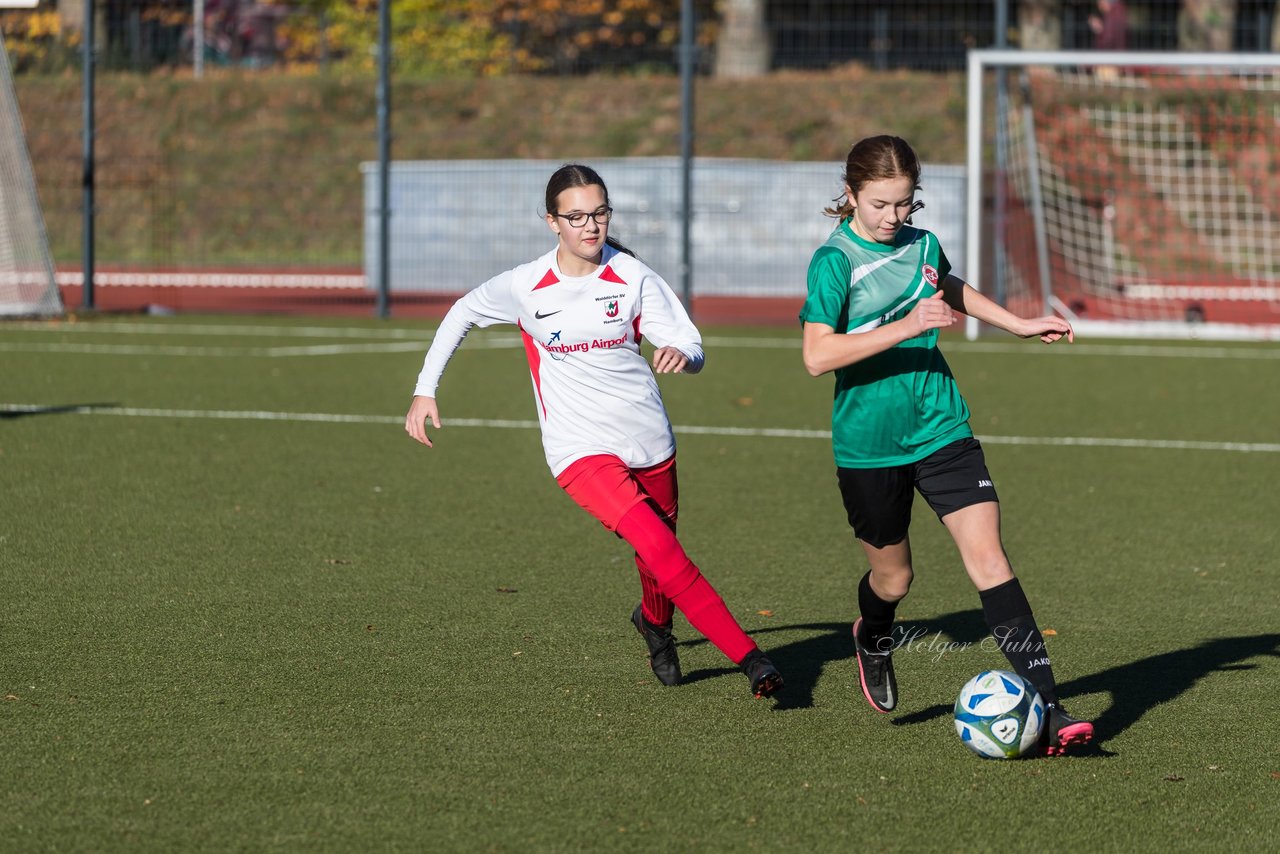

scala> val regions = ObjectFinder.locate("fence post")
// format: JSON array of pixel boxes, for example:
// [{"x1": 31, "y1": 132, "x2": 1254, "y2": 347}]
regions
[
  {"x1": 81, "y1": 0, "x2": 95, "y2": 311},
  {"x1": 375, "y1": 0, "x2": 391, "y2": 319},
  {"x1": 679, "y1": 0, "x2": 694, "y2": 314}
]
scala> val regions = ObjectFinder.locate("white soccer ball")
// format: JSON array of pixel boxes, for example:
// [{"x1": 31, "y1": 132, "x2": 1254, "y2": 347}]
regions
[{"x1": 954, "y1": 669, "x2": 1046, "y2": 759}]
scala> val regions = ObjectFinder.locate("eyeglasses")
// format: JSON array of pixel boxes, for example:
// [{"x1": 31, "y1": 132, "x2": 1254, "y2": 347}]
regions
[{"x1": 554, "y1": 207, "x2": 613, "y2": 228}]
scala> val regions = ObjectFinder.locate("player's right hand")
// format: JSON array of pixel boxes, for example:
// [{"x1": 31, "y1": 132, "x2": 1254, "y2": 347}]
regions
[
  {"x1": 905, "y1": 290, "x2": 957, "y2": 335},
  {"x1": 405, "y1": 395, "x2": 441, "y2": 447}
]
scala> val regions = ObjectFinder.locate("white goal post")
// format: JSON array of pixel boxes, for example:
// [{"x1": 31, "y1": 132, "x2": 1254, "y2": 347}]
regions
[
  {"x1": 0, "y1": 37, "x2": 62, "y2": 318},
  {"x1": 966, "y1": 50, "x2": 1280, "y2": 341}
]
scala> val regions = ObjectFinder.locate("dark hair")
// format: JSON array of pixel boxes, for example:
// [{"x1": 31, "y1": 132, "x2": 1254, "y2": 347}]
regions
[
  {"x1": 824, "y1": 135, "x2": 926, "y2": 222},
  {"x1": 544, "y1": 163, "x2": 635, "y2": 257}
]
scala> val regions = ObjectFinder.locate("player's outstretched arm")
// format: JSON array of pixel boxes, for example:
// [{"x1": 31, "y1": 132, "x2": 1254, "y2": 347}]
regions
[
  {"x1": 939, "y1": 274, "x2": 1073, "y2": 344},
  {"x1": 1016, "y1": 315, "x2": 1074, "y2": 344},
  {"x1": 405, "y1": 395, "x2": 442, "y2": 447}
]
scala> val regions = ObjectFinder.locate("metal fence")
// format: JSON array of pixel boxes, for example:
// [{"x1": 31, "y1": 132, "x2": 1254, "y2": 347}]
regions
[
  {"x1": 14, "y1": 1, "x2": 1278, "y2": 75},
  {"x1": 10, "y1": 0, "x2": 1279, "y2": 315}
]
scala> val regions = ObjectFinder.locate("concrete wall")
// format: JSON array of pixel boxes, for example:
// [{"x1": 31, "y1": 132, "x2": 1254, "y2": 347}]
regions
[{"x1": 362, "y1": 158, "x2": 967, "y2": 297}]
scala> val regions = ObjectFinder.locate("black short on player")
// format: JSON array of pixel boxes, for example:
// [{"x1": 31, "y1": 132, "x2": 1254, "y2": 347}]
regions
[{"x1": 837, "y1": 437, "x2": 997, "y2": 548}]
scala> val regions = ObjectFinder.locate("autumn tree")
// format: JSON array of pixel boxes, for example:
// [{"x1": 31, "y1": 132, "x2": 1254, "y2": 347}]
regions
[
  {"x1": 297, "y1": 0, "x2": 516, "y2": 75},
  {"x1": 714, "y1": 0, "x2": 768, "y2": 78},
  {"x1": 277, "y1": 0, "x2": 717, "y2": 76},
  {"x1": 488, "y1": 0, "x2": 716, "y2": 73},
  {"x1": 2, "y1": 3, "x2": 78, "y2": 72}
]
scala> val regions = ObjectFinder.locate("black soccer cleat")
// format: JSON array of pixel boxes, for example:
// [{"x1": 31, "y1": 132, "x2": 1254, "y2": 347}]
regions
[
  {"x1": 739, "y1": 649, "x2": 784, "y2": 699},
  {"x1": 852, "y1": 618, "x2": 898, "y2": 713},
  {"x1": 1041, "y1": 703, "x2": 1094, "y2": 756},
  {"x1": 631, "y1": 605, "x2": 682, "y2": 686}
]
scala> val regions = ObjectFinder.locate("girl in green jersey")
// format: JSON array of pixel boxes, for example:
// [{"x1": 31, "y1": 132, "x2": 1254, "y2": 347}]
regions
[{"x1": 799, "y1": 135, "x2": 1093, "y2": 756}]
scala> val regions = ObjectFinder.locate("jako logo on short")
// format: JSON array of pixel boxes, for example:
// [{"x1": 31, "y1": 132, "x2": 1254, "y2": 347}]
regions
[
  {"x1": 605, "y1": 300, "x2": 620, "y2": 318},
  {"x1": 923, "y1": 264, "x2": 939, "y2": 286}
]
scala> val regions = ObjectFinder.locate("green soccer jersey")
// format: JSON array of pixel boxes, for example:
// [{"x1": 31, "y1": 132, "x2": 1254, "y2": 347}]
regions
[{"x1": 799, "y1": 220, "x2": 972, "y2": 468}]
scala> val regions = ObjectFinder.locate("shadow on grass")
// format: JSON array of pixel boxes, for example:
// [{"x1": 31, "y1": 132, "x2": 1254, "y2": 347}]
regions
[
  {"x1": 0, "y1": 403, "x2": 116, "y2": 419},
  {"x1": 681, "y1": 614, "x2": 1280, "y2": 754},
  {"x1": 677, "y1": 620, "x2": 854, "y2": 710},
  {"x1": 883, "y1": 618, "x2": 1280, "y2": 759},
  {"x1": 680, "y1": 610, "x2": 993, "y2": 711}
]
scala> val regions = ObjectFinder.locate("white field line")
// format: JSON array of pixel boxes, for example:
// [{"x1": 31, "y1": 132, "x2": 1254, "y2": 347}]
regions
[
  {"x1": 4, "y1": 320, "x2": 429, "y2": 339},
  {"x1": 0, "y1": 342, "x2": 427, "y2": 357},
  {"x1": 0, "y1": 339, "x2": 513, "y2": 358},
  {"x1": 3, "y1": 404, "x2": 1278, "y2": 453},
  {"x1": 46, "y1": 271, "x2": 366, "y2": 289},
  {"x1": 3, "y1": 320, "x2": 1280, "y2": 360},
  {"x1": 939, "y1": 342, "x2": 1280, "y2": 360},
  {"x1": 704, "y1": 337, "x2": 1280, "y2": 360}
]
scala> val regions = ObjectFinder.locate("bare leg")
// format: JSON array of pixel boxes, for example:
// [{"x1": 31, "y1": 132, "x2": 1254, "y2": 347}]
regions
[
  {"x1": 940, "y1": 501, "x2": 1014, "y2": 591},
  {"x1": 857, "y1": 537, "x2": 915, "y2": 603}
]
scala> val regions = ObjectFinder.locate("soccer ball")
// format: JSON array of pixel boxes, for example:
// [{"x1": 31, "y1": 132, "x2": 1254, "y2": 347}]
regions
[{"x1": 954, "y1": 670, "x2": 1046, "y2": 759}]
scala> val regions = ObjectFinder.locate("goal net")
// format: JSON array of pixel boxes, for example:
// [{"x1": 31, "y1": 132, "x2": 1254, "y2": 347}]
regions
[
  {"x1": 0, "y1": 37, "x2": 62, "y2": 318},
  {"x1": 966, "y1": 50, "x2": 1280, "y2": 340}
]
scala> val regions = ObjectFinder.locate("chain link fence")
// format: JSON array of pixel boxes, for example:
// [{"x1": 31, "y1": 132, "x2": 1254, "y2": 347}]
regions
[
  {"x1": 6, "y1": 0, "x2": 1277, "y2": 314},
  {"x1": 14, "y1": 1, "x2": 1277, "y2": 75}
]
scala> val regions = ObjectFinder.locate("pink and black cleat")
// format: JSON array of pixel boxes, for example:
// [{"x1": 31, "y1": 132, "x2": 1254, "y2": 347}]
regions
[
  {"x1": 1041, "y1": 704, "x2": 1095, "y2": 756},
  {"x1": 852, "y1": 618, "x2": 897, "y2": 713}
]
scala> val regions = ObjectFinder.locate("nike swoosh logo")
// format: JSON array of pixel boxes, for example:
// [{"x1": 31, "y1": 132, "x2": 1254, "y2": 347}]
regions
[{"x1": 534, "y1": 309, "x2": 562, "y2": 319}]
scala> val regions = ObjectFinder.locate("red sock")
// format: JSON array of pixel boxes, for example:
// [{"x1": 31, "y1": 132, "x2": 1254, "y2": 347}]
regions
[
  {"x1": 636, "y1": 510, "x2": 675, "y2": 626},
  {"x1": 616, "y1": 503, "x2": 757, "y2": 664},
  {"x1": 638, "y1": 565, "x2": 675, "y2": 627},
  {"x1": 670, "y1": 575, "x2": 758, "y2": 664}
]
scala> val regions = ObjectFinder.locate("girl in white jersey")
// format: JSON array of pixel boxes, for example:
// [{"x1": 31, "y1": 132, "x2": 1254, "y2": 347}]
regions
[
  {"x1": 405, "y1": 164, "x2": 782, "y2": 700},
  {"x1": 800, "y1": 136, "x2": 1092, "y2": 754}
]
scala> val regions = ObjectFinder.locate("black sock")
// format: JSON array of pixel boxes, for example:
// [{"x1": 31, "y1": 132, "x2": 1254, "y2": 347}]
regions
[
  {"x1": 979, "y1": 577, "x2": 1059, "y2": 706},
  {"x1": 858, "y1": 571, "x2": 898, "y2": 651}
]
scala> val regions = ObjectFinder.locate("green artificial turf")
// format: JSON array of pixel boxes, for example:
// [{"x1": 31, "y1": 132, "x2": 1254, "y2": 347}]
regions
[{"x1": 2, "y1": 316, "x2": 1277, "y2": 851}]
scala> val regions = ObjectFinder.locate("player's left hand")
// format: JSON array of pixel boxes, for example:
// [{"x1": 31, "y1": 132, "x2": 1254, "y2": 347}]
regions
[
  {"x1": 404, "y1": 395, "x2": 442, "y2": 447},
  {"x1": 652, "y1": 346, "x2": 689, "y2": 374},
  {"x1": 1019, "y1": 316, "x2": 1075, "y2": 345}
]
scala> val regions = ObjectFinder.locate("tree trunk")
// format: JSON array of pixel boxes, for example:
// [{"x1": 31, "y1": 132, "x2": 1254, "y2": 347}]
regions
[
  {"x1": 1019, "y1": 0, "x2": 1062, "y2": 50},
  {"x1": 59, "y1": 0, "x2": 85, "y2": 35},
  {"x1": 715, "y1": 0, "x2": 770, "y2": 78},
  {"x1": 58, "y1": 0, "x2": 105, "y2": 49},
  {"x1": 1178, "y1": 0, "x2": 1237, "y2": 51}
]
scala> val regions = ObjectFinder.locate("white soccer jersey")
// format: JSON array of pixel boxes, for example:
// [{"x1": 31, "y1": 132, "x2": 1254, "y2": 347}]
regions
[{"x1": 414, "y1": 245, "x2": 704, "y2": 476}]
